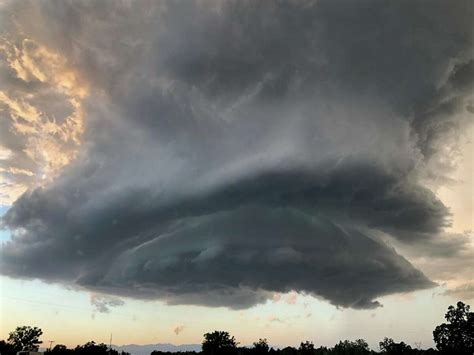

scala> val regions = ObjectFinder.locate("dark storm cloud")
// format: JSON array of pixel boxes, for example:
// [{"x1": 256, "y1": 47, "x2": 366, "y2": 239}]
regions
[
  {"x1": 1, "y1": 162, "x2": 441, "y2": 308},
  {"x1": 1, "y1": 0, "x2": 473, "y2": 309}
]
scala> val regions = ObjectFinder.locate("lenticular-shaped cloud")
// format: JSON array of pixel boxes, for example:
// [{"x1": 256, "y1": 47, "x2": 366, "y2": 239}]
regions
[
  {"x1": 81, "y1": 207, "x2": 435, "y2": 309},
  {"x1": 0, "y1": 0, "x2": 473, "y2": 309}
]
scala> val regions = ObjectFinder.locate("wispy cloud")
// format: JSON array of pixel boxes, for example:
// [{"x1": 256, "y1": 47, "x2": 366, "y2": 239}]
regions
[
  {"x1": 0, "y1": 38, "x2": 87, "y2": 204},
  {"x1": 442, "y1": 284, "x2": 474, "y2": 300},
  {"x1": 90, "y1": 294, "x2": 125, "y2": 314},
  {"x1": 173, "y1": 325, "x2": 185, "y2": 335}
]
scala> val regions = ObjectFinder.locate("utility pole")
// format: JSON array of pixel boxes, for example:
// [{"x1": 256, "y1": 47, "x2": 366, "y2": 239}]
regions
[
  {"x1": 47, "y1": 341, "x2": 55, "y2": 351},
  {"x1": 109, "y1": 334, "x2": 113, "y2": 355}
]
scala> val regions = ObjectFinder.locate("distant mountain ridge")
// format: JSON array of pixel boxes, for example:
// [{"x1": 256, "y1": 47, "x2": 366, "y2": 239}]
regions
[{"x1": 113, "y1": 343, "x2": 201, "y2": 355}]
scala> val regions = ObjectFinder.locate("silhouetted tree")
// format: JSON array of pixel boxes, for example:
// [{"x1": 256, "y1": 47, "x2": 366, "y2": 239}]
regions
[
  {"x1": 8, "y1": 326, "x2": 43, "y2": 351},
  {"x1": 313, "y1": 346, "x2": 330, "y2": 355},
  {"x1": 0, "y1": 340, "x2": 17, "y2": 355},
  {"x1": 333, "y1": 339, "x2": 370, "y2": 354},
  {"x1": 379, "y1": 338, "x2": 412, "y2": 354},
  {"x1": 52, "y1": 345, "x2": 68, "y2": 352},
  {"x1": 252, "y1": 339, "x2": 269, "y2": 354},
  {"x1": 298, "y1": 341, "x2": 315, "y2": 355},
  {"x1": 47, "y1": 344, "x2": 75, "y2": 355},
  {"x1": 74, "y1": 342, "x2": 114, "y2": 355},
  {"x1": 279, "y1": 347, "x2": 297, "y2": 355},
  {"x1": 433, "y1": 301, "x2": 474, "y2": 355},
  {"x1": 202, "y1": 331, "x2": 237, "y2": 355}
]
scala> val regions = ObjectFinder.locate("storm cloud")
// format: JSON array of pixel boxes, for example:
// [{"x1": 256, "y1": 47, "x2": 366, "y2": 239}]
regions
[{"x1": 1, "y1": 0, "x2": 473, "y2": 309}]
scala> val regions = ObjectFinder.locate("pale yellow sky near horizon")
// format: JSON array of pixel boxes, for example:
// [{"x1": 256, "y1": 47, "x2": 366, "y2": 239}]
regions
[{"x1": 0, "y1": 275, "x2": 467, "y2": 350}]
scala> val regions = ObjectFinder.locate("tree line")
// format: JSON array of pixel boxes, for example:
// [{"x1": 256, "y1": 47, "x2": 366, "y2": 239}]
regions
[{"x1": 1, "y1": 301, "x2": 472, "y2": 355}]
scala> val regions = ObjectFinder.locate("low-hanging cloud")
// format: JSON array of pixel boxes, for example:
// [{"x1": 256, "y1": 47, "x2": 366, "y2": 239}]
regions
[
  {"x1": 90, "y1": 294, "x2": 125, "y2": 314},
  {"x1": 0, "y1": 0, "x2": 473, "y2": 309}
]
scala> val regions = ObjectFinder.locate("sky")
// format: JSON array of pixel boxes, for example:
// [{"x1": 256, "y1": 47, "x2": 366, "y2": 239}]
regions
[{"x1": 0, "y1": 0, "x2": 473, "y2": 351}]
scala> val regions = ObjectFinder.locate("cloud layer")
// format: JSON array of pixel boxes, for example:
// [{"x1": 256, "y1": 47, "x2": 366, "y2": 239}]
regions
[{"x1": 1, "y1": 0, "x2": 473, "y2": 309}]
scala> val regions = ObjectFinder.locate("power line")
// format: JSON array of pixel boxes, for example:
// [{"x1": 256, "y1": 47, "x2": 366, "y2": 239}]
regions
[{"x1": 0, "y1": 295, "x2": 135, "y2": 320}]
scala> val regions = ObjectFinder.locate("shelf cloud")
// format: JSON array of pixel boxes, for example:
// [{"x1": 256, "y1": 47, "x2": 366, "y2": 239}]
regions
[{"x1": 1, "y1": 0, "x2": 472, "y2": 309}]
